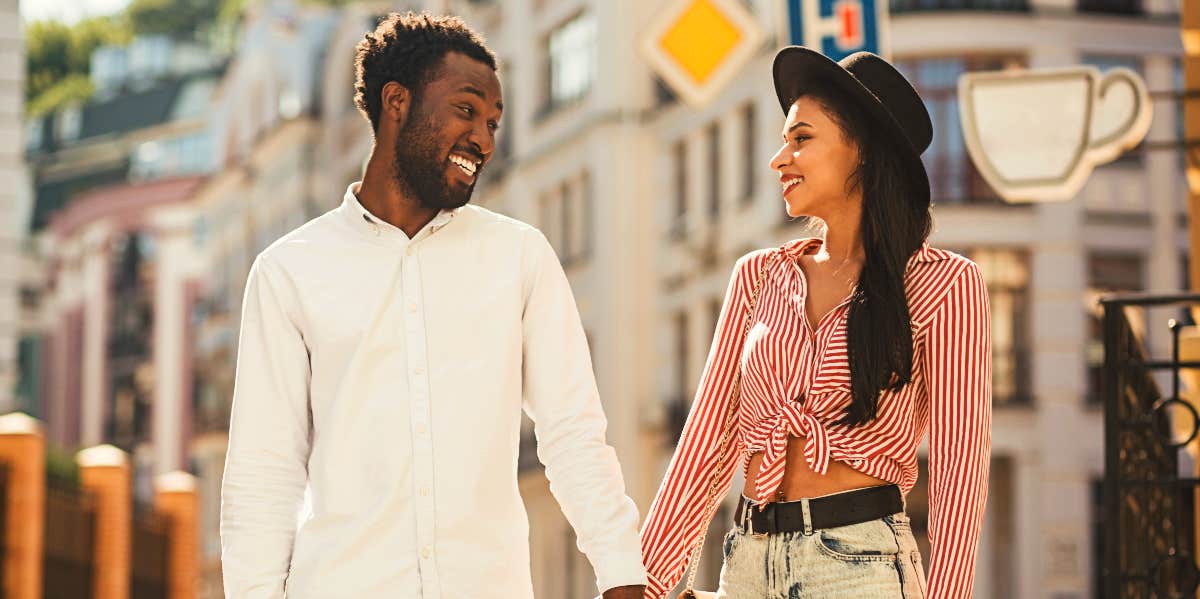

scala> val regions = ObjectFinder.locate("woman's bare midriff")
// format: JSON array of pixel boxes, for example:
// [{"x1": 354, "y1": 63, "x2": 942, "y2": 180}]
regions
[{"x1": 743, "y1": 434, "x2": 888, "y2": 503}]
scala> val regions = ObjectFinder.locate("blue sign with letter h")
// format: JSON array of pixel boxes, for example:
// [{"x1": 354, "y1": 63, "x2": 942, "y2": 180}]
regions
[{"x1": 786, "y1": 0, "x2": 887, "y2": 61}]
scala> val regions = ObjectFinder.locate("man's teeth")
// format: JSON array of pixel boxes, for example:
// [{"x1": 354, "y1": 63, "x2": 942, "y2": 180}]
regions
[{"x1": 450, "y1": 155, "x2": 478, "y2": 176}]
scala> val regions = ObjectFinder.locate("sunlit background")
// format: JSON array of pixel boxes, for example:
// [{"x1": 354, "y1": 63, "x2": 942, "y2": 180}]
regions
[{"x1": 1, "y1": 0, "x2": 1190, "y2": 597}]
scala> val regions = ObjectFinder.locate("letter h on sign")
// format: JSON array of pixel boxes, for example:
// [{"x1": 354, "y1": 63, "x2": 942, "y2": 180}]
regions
[{"x1": 786, "y1": 0, "x2": 890, "y2": 62}]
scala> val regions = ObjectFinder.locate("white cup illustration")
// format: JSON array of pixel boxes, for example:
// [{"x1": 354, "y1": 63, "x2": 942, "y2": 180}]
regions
[{"x1": 958, "y1": 66, "x2": 1153, "y2": 203}]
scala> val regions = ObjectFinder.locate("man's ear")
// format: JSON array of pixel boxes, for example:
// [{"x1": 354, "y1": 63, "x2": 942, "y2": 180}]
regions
[{"x1": 380, "y1": 81, "x2": 412, "y2": 129}]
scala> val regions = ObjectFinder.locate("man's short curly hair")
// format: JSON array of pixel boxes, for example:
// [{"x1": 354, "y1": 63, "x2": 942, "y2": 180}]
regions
[{"x1": 353, "y1": 12, "x2": 497, "y2": 132}]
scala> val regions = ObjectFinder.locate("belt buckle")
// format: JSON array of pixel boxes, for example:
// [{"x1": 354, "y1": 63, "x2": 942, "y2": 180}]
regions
[
  {"x1": 762, "y1": 505, "x2": 777, "y2": 536},
  {"x1": 745, "y1": 502, "x2": 769, "y2": 538}
]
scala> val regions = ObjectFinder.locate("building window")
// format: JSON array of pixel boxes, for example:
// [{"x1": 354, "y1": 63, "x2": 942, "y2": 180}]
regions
[
  {"x1": 15, "y1": 336, "x2": 42, "y2": 418},
  {"x1": 565, "y1": 172, "x2": 593, "y2": 265},
  {"x1": 708, "y1": 123, "x2": 721, "y2": 220},
  {"x1": 539, "y1": 172, "x2": 593, "y2": 267},
  {"x1": 895, "y1": 56, "x2": 1025, "y2": 205},
  {"x1": 672, "y1": 139, "x2": 688, "y2": 238},
  {"x1": 668, "y1": 310, "x2": 690, "y2": 443},
  {"x1": 709, "y1": 298, "x2": 723, "y2": 344},
  {"x1": 540, "y1": 190, "x2": 563, "y2": 256},
  {"x1": 966, "y1": 248, "x2": 1032, "y2": 405},
  {"x1": 1077, "y1": 0, "x2": 1142, "y2": 15},
  {"x1": 55, "y1": 106, "x2": 82, "y2": 143},
  {"x1": 742, "y1": 101, "x2": 757, "y2": 205},
  {"x1": 25, "y1": 119, "x2": 44, "y2": 152},
  {"x1": 1086, "y1": 252, "x2": 1146, "y2": 403},
  {"x1": 543, "y1": 12, "x2": 596, "y2": 115},
  {"x1": 676, "y1": 310, "x2": 690, "y2": 399},
  {"x1": 1174, "y1": 58, "x2": 1186, "y2": 171}
]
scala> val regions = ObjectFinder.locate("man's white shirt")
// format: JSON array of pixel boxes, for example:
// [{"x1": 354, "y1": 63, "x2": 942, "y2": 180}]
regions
[{"x1": 220, "y1": 183, "x2": 648, "y2": 598}]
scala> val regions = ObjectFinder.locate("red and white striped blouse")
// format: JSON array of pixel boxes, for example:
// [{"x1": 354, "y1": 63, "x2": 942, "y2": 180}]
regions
[{"x1": 640, "y1": 237, "x2": 992, "y2": 599}]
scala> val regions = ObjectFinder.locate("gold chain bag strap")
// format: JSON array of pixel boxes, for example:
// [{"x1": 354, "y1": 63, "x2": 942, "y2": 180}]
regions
[{"x1": 680, "y1": 255, "x2": 771, "y2": 599}]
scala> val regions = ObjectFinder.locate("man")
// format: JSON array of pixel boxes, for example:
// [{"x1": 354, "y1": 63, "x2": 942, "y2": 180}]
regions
[{"x1": 220, "y1": 12, "x2": 647, "y2": 599}]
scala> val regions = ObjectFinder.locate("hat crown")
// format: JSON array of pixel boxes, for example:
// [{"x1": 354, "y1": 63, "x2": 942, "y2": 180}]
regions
[{"x1": 838, "y1": 52, "x2": 933, "y2": 154}]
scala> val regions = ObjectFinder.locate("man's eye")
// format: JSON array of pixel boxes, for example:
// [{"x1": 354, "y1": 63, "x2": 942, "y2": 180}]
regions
[{"x1": 459, "y1": 105, "x2": 474, "y2": 116}]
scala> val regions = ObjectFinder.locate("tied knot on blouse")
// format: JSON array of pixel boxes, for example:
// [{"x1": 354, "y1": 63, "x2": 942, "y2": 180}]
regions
[{"x1": 753, "y1": 396, "x2": 832, "y2": 504}]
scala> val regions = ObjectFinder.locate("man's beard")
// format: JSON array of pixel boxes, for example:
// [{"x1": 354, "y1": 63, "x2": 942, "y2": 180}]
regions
[{"x1": 391, "y1": 106, "x2": 476, "y2": 211}]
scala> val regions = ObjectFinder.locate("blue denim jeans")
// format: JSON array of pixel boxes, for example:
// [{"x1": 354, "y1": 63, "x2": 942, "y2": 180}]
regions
[{"x1": 715, "y1": 502, "x2": 927, "y2": 599}]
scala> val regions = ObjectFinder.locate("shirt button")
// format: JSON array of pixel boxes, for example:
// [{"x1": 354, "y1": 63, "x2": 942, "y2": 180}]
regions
[
  {"x1": 414, "y1": 367, "x2": 424, "y2": 376},
  {"x1": 408, "y1": 303, "x2": 418, "y2": 313},
  {"x1": 420, "y1": 486, "x2": 430, "y2": 496},
  {"x1": 421, "y1": 547, "x2": 432, "y2": 559},
  {"x1": 416, "y1": 423, "x2": 427, "y2": 434},
  {"x1": 406, "y1": 248, "x2": 415, "y2": 257}
]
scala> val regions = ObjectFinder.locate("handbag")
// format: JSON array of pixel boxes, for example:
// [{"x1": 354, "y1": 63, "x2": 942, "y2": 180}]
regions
[{"x1": 679, "y1": 255, "x2": 771, "y2": 599}]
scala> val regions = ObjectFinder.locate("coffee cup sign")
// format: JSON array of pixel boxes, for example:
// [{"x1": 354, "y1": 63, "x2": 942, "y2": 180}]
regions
[{"x1": 958, "y1": 66, "x2": 1152, "y2": 203}]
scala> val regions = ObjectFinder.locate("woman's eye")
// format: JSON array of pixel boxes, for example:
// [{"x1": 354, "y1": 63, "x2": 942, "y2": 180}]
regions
[{"x1": 793, "y1": 135, "x2": 810, "y2": 144}]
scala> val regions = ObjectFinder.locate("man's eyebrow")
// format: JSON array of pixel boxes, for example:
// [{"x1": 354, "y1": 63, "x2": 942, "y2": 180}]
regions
[{"x1": 457, "y1": 85, "x2": 503, "y2": 111}]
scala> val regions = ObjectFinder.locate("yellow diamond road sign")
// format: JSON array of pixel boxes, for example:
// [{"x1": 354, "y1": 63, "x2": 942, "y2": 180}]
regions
[{"x1": 641, "y1": 0, "x2": 767, "y2": 107}]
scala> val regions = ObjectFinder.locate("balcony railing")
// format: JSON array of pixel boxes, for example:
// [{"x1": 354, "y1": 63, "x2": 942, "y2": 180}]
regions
[
  {"x1": 890, "y1": 0, "x2": 1030, "y2": 12},
  {"x1": 1100, "y1": 293, "x2": 1200, "y2": 597},
  {"x1": 1077, "y1": 0, "x2": 1143, "y2": 15}
]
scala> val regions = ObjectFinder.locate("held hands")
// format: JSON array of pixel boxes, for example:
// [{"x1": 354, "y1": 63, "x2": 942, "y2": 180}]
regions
[{"x1": 598, "y1": 584, "x2": 646, "y2": 599}]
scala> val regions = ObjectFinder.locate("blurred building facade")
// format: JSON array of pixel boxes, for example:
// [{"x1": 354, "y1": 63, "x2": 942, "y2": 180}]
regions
[
  {"x1": 3, "y1": 0, "x2": 33, "y2": 416},
  {"x1": 11, "y1": 0, "x2": 1189, "y2": 598}
]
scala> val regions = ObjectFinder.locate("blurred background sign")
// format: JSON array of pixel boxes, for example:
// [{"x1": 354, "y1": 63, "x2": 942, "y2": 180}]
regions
[
  {"x1": 785, "y1": 0, "x2": 890, "y2": 61},
  {"x1": 958, "y1": 66, "x2": 1154, "y2": 203},
  {"x1": 640, "y1": 0, "x2": 765, "y2": 107}
]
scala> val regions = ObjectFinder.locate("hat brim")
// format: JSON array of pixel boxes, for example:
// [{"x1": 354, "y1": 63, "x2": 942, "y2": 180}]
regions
[{"x1": 772, "y1": 47, "x2": 930, "y2": 208}]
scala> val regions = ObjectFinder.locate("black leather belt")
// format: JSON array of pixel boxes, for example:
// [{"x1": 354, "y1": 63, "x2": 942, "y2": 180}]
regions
[{"x1": 733, "y1": 484, "x2": 904, "y2": 535}]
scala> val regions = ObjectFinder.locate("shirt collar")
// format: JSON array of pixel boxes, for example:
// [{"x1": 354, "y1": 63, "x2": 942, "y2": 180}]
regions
[
  {"x1": 777, "y1": 237, "x2": 943, "y2": 267},
  {"x1": 339, "y1": 181, "x2": 457, "y2": 243}
]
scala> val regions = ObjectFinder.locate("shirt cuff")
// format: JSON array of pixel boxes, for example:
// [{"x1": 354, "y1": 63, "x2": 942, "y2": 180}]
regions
[{"x1": 593, "y1": 550, "x2": 649, "y2": 595}]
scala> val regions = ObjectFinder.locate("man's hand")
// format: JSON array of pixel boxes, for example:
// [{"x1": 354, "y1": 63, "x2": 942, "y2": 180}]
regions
[{"x1": 600, "y1": 585, "x2": 646, "y2": 599}]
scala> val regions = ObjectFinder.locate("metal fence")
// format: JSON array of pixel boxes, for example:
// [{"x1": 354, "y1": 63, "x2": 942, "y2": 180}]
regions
[
  {"x1": 132, "y1": 504, "x2": 169, "y2": 599},
  {"x1": 1102, "y1": 293, "x2": 1200, "y2": 598},
  {"x1": 42, "y1": 476, "x2": 95, "y2": 599}
]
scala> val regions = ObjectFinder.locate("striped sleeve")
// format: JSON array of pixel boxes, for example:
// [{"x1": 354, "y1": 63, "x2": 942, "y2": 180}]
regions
[
  {"x1": 923, "y1": 262, "x2": 992, "y2": 599},
  {"x1": 638, "y1": 252, "x2": 765, "y2": 599}
]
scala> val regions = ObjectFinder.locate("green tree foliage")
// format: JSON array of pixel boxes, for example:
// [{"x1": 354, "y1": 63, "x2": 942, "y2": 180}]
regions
[
  {"x1": 24, "y1": 0, "x2": 225, "y2": 117},
  {"x1": 27, "y1": 74, "x2": 94, "y2": 118},
  {"x1": 25, "y1": 16, "x2": 130, "y2": 115},
  {"x1": 127, "y1": 0, "x2": 221, "y2": 42}
]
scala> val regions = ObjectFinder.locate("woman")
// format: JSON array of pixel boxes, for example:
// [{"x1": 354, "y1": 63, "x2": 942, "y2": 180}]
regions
[{"x1": 639, "y1": 48, "x2": 992, "y2": 599}]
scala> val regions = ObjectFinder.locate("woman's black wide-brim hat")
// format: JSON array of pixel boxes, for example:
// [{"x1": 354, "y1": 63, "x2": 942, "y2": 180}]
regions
[{"x1": 772, "y1": 46, "x2": 932, "y2": 207}]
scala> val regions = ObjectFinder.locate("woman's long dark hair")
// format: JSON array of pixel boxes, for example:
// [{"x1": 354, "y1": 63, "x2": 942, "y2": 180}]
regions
[{"x1": 796, "y1": 82, "x2": 933, "y2": 427}]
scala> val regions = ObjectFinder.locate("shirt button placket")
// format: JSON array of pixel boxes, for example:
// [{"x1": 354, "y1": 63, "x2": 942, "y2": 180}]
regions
[{"x1": 404, "y1": 247, "x2": 440, "y2": 598}]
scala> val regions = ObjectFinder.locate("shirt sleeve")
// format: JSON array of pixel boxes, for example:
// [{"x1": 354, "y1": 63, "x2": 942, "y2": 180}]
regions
[
  {"x1": 220, "y1": 255, "x2": 312, "y2": 599},
  {"x1": 638, "y1": 251, "x2": 767, "y2": 599},
  {"x1": 519, "y1": 230, "x2": 649, "y2": 594},
  {"x1": 923, "y1": 262, "x2": 992, "y2": 599}
]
